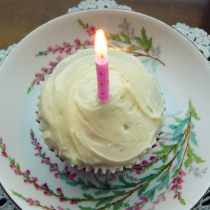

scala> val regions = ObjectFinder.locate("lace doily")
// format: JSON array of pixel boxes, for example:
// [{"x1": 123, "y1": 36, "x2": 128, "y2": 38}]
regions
[{"x1": 0, "y1": 1, "x2": 210, "y2": 210}]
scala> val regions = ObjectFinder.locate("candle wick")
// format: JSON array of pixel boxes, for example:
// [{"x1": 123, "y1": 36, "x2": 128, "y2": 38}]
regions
[{"x1": 100, "y1": 51, "x2": 104, "y2": 58}]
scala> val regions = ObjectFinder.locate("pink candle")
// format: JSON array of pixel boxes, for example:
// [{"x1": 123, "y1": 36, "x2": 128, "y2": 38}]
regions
[{"x1": 95, "y1": 29, "x2": 111, "y2": 103}]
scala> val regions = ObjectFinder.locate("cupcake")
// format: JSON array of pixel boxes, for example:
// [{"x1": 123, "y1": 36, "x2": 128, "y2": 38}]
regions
[{"x1": 37, "y1": 49, "x2": 165, "y2": 173}]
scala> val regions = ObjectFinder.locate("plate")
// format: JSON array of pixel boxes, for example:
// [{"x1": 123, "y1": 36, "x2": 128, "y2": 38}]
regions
[{"x1": 0, "y1": 9, "x2": 210, "y2": 210}]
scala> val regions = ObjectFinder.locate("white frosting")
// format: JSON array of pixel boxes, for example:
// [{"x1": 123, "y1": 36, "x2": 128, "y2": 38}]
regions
[{"x1": 38, "y1": 49, "x2": 164, "y2": 172}]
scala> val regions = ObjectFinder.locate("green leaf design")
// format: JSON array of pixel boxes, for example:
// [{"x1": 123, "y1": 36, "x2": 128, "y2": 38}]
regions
[
  {"x1": 173, "y1": 117, "x2": 183, "y2": 123},
  {"x1": 109, "y1": 33, "x2": 122, "y2": 42},
  {"x1": 113, "y1": 201, "x2": 124, "y2": 210},
  {"x1": 179, "y1": 197, "x2": 186, "y2": 205},
  {"x1": 94, "y1": 189, "x2": 111, "y2": 196},
  {"x1": 127, "y1": 45, "x2": 141, "y2": 51},
  {"x1": 16, "y1": 163, "x2": 20, "y2": 171},
  {"x1": 120, "y1": 31, "x2": 131, "y2": 44},
  {"x1": 149, "y1": 191, "x2": 155, "y2": 202},
  {"x1": 78, "y1": 206, "x2": 96, "y2": 210},
  {"x1": 172, "y1": 168, "x2": 182, "y2": 178},
  {"x1": 190, "y1": 131, "x2": 198, "y2": 146},
  {"x1": 162, "y1": 155, "x2": 168, "y2": 164},
  {"x1": 27, "y1": 87, "x2": 31, "y2": 94},
  {"x1": 96, "y1": 197, "x2": 115, "y2": 207},
  {"x1": 177, "y1": 147, "x2": 183, "y2": 163},
  {"x1": 113, "y1": 191, "x2": 127, "y2": 196},
  {"x1": 135, "y1": 27, "x2": 152, "y2": 52},
  {"x1": 83, "y1": 193, "x2": 95, "y2": 201},
  {"x1": 138, "y1": 183, "x2": 149, "y2": 196},
  {"x1": 139, "y1": 173, "x2": 160, "y2": 182},
  {"x1": 78, "y1": 19, "x2": 88, "y2": 28},
  {"x1": 186, "y1": 100, "x2": 200, "y2": 120},
  {"x1": 153, "y1": 165, "x2": 166, "y2": 171},
  {"x1": 173, "y1": 144, "x2": 179, "y2": 155},
  {"x1": 66, "y1": 180, "x2": 79, "y2": 186},
  {"x1": 87, "y1": 180, "x2": 96, "y2": 188},
  {"x1": 118, "y1": 176, "x2": 135, "y2": 187},
  {"x1": 35, "y1": 51, "x2": 47, "y2": 57},
  {"x1": 184, "y1": 157, "x2": 193, "y2": 169}
]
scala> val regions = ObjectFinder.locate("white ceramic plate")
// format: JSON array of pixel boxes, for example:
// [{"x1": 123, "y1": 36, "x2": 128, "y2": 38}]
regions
[{"x1": 0, "y1": 9, "x2": 210, "y2": 210}]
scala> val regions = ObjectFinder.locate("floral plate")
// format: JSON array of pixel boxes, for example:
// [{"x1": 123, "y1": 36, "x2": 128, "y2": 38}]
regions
[{"x1": 0, "y1": 9, "x2": 210, "y2": 210}]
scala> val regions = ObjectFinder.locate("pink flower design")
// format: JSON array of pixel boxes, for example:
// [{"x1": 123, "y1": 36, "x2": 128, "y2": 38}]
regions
[
  {"x1": 32, "y1": 177, "x2": 38, "y2": 182},
  {"x1": 134, "y1": 206, "x2": 142, "y2": 210},
  {"x1": 170, "y1": 185, "x2": 177, "y2": 191},
  {"x1": 26, "y1": 170, "x2": 30, "y2": 175},
  {"x1": 66, "y1": 171, "x2": 76, "y2": 180},
  {"x1": 171, "y1": 177, "x2": 177, "y2": 184},
  {"x1": 10, "y1": 164, "x2": 15, "y2": 169},
  {"x1": 53, "y1": 163, "x2": 58, "y2": 169},
  {"x1": 139, "y1": 196, "x2": 148, "y2": 201},
  {"x1": 57, "y1": 206, "x2": 64, "y2": 210},
  {"x1": 14, "y1": 170, "x2": 20, "y2": 175},
  {"x1": 44, "y1": 191, "x2": 51, "y2": 196},
  {"x1": 49, "y1": 61, "x2": 57, "y2": 67},
  {"x1": 133, "y1": 164, "x2": 140, "y2": 169},
  {"x1": 86, "y1": 26, "x2": 95, "y2": 36},
  {"x1": 59, "y1": 197, "x2": 66, "y2": 202},
  {"x1": 179, "y1": 171, "x2": 187, "y2": 177},
  {"x1": 63, "y1": 42, "x2": 71, "y2": 47},
  {"x1": 65, "y1": 165, "x2": 70, "y2": 172},
  {"x1": 141, "y1": 160, "x2": 149, "y2": 166},
  {"x1": 75, "y1": 46, "x2": 81, "y2": 50},
  {"x1": 42, "y1": 183, "x2": 49, "y2": 190},
  {"x1": 24, "y1": 179, "x2": 31, "y2": 184},
  {"x1": 56, "y1": 188, "x2": 62, "y2": 195},
  {"x1": 70, "y1": 199, "x2": 77, "y2": 204},
  {"x1": 34, "y1": 200, "x2": 40, "y2": 204},
  {"x1": 125, "y1": 208, "x2": 132, "y2": 210},
  {"x1": 65, "y1": 48, "x2": 72, "y2": 55},
  {"x1": 55, "y1": 172, "x2": 60, "y2": 178},
  {"x1": 59, "y1": 48, "x2": 64, "y2": 54},
  {"x1": 50, "y1": 167, "x2": 54, "y2": 172},
  {"x1": 41, "y1": 68, "x2": 48, "y2": 73},
  {"x1": 35, "y1": 73, "x2": 41, "y2": 78},
  {"x1": 35, "y1": 153, "x2": 41, "y2": 157},
  {"x1": 35, "y1": 185, "x2": 42, "y2": 190},
  {"x1": 2, "y1": 151, "x2": 7, "y2": 157},
  {"x1": 149, "y1": 156, "x2": 157, "y2": 162},
  {"x1": 174, "y1": 194, "x2": 177, "y2": 199},
  {"x1": 136, "y1": 169, "x2": 142, "y2": 175},
  {"x1": 48, "y1": 70, "x2": 53, "y2": 75},
  {"x1": 42, "y1": 157, "x2": 50, "y2": 164},
  {"x1": 48, "y1": 46, "x2": 53, "y2": 51},
  {"x1": 74, "y1": 39, "x2": 81, "y2": 45},
  {"x1": 178, "y1": 177, "x2": 184, "y2": 184},
  {"x1": 56, "y1": 56, "x2": 63, "y2": 61},
  {"x1": 84, "y1": 40, "x2": 91, "y2": 45}
]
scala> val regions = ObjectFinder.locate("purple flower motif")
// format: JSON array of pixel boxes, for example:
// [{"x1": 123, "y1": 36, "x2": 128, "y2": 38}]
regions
[
  {"x1": 74, "y1": 39, "x2": 81, "y2": 45},
  {"x1": 149, "y1": 156, "x2": 157, "y2": 162},
  {"x1": 56, "y1": 188, "x2": 62, "y2": 195},
  {"x1": 70, "y1": 199, "x2": 77, "y2": 204},
  {"x1": 2, "y1": 151, "x2": 7, "y2": 157},
  {"x1": 49, "y1": 61, "x2": 57, "y2": 67},
  {"x1": 141, "y1": 160, "x2": 149, "y2": 166}
]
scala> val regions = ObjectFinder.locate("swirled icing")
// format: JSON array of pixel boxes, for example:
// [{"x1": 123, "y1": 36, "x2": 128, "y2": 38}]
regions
[{"x1": 38, "y1": 49, "x2": 164, "y2": 172}]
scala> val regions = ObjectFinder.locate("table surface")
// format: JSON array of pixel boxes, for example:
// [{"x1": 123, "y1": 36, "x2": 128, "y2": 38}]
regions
[{"x1": 0, "y1": 0, "x2": 210, "y2": 50}]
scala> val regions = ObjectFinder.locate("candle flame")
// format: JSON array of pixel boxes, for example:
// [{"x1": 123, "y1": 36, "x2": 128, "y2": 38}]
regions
[{"x1": 95, "y1": 29, "x2": 107, "y2": 57}]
